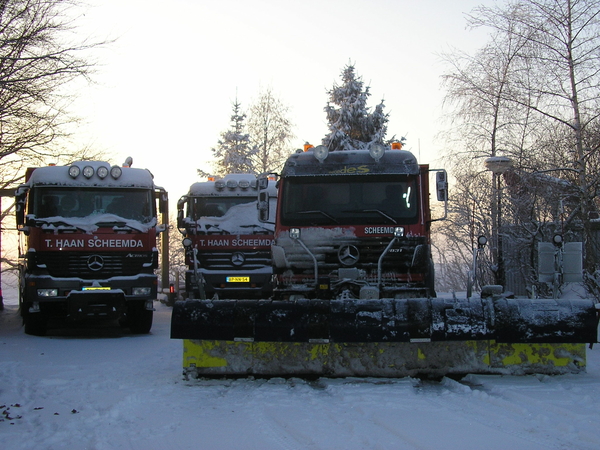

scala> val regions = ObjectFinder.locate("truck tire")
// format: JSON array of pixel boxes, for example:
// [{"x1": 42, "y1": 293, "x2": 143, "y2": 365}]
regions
[
  {"x1": 24, "y1": 312, "x2": 48, "y2": 336},
  {"x1": 128, "y1": 306, "x2": 153, "y2": 334}
]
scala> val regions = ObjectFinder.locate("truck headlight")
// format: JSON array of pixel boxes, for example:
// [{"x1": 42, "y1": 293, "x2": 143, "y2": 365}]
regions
[
  {"x1": 132, "y1": 287, "x2": 152, "y2": 296},
  {"x1": 369, "y1": 143, "x2": 387, "y2": 161},
  {"x1": 313, "y1": 145, "x2": 329, "y2": 162},
  {"x1": 82, "y1": 165, "x2": 95, "y2": 178},
  {"x1": 68, "y1": 165, "x2": 80, "y2": 178},
  {"x1": 37, "y1": 288, "x2": 58, "y2": 297}
]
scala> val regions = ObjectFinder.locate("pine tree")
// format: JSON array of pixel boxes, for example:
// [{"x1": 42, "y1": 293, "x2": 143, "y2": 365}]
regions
[
  {"x1": 323, "y1": 64, "x2": 389, "y2": 151},
  {"x1": 205, "y1": 99, "x2": 257, "y2": 177}
]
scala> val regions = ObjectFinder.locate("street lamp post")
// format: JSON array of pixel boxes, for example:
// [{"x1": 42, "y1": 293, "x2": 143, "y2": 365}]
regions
[{"x1": 484, "y1": 156, "x2": 513, "y2": 290}]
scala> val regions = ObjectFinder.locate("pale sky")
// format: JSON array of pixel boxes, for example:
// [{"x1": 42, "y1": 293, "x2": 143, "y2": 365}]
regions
[{"x1": 70, "y1": 0, "x2": 495, "y2": 203}]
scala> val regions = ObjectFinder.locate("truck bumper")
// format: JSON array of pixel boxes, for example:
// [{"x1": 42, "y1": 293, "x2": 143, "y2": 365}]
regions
[
  {"x1": 185, "y1": 268, "x2": 273, "y2": 299},
  {"x1": 23, "y1": 274, "x2": 157, "y2": 321}
]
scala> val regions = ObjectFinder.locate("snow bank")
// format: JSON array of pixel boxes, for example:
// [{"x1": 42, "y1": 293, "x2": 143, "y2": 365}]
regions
[{"x1": 2, "y1": 295, "x2": 600, "y2": 449}]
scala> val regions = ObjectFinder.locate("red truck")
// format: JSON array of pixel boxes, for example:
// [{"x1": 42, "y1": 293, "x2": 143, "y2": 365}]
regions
[
  {"x1": 262, "y1": 142, "x2": 442, "y2": 301},
  {"x1": 176, "y1": 173, "x2": 277, "y2": 300},
  {"x1": 15, "y1": 160, "x2": 168, "y2": 335}
]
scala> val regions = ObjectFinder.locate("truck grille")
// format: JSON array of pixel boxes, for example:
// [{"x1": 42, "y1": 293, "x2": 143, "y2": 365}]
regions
[
  {"x1": 283, "y1": 236, "x2": 428, "y2": 273},
  {"x1": 197, "y1": 250, "x2": 271, "y2": 270},
  {"x1": 35, "y1": 251, "x2": 155, "y2": 278}
]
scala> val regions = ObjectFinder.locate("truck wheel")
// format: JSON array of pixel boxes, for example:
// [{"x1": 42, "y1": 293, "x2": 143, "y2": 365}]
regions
[
  {"x1": 24, "y1": 312, "x2": 48, "y2": 336},
  {"x1": 129, "y1": 306, "x2": 153, "y2": 334}
]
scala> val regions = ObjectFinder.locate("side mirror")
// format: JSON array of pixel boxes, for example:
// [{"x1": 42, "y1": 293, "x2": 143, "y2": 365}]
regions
[
  {"x1": 436, "y1": 171, "x2": 448, "y2": 202},
  {"x1": 177, "y1": 208, "x2": 185, "y2": 230},
  {"x1": 16, "y1": 199, "x2": 25, "y2": 226},
  {"x1": 156, "y1": 188, "x2": 168, "y2": 214},
  {"x1": 15, "y1": 185, "x2": 28, "y2": 227},
  {"x1": 176, "y1": 196, "x2": 187, "y2": 230},
  {"x1": 258, "y1": 175, "x2": 269, "y2": 190},
  {"x1": 257, "y1": 191, "x2": 270, "y2": 222}
]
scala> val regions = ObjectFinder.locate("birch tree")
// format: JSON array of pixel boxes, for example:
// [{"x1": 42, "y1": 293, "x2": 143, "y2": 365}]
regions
[
  {"x1": 439, "y1": 0, "x2": 600, "y2": 292},
  {"x1": 469, "y1": 0, "x2": 600, "y2": 269},
  {"x1": 247, "y1": 86, "x2": 294, "y2": 174}
]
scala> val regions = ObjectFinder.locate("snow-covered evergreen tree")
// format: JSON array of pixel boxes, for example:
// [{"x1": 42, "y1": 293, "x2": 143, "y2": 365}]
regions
[
  {"x1": 323, "y1": 64, "x2": 389, "y2": 151},
  {"x1": 204, "y1": 99, "x2": 257, "y2": 177}
]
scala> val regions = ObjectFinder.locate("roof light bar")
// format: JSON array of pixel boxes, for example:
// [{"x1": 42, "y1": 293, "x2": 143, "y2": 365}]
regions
[
  {"x1": 313, "y1": 145, "x2": 329, "y2": 162},
  {"x1": 97, "y1": 166, "x2": 109, "y2": 179},
  {"x1": 110, "y1": 165, "x2": 122, "y2": 179},
  {"x1": 369, "y1": 143, "x2": 386, "y2": 162},
  {"x1": 68, "y1": 165, "x2": 80, "y2": 178},
  {"x1": 82, "y1": 166, "x2": 95, "y2": 178}
]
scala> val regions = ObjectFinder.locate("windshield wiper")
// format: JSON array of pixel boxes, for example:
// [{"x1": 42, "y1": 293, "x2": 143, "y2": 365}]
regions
[
  {"x1": 296, "y1": 210, "x2": 339, "y2": 224},
  {"x1": 342, "y1": 209, "x2": 397, "y2": 224}
]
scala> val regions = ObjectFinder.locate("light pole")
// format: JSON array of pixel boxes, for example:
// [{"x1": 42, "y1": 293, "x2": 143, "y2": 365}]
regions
[{"x1": 484, "y1": 156, "x2": 513, "y2": 289}]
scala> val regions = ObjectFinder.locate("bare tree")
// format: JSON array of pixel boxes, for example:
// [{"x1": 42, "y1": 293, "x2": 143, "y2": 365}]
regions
[
  {"x1": 439, "y1": 16, "x2": 537, "y2": 288},
  {"x1": 0, "y1": 0, "x2": 104, "y2": 173},
  {"x1": 247, "y1": 86, "x2": 294, "y2": 173},
  {"x1": 439, "y1": 0, "x2": 600, "y2": 292},
  {"x1": 467, "y1": 0, "x2": 600, "y2": 269},
  {"x1": 0, "y1": 0, "x2": 107, "y2": 307}
]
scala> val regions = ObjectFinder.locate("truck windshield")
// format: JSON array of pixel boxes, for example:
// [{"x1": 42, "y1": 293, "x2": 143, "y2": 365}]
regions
[
  {"x1": 32, "y1": 188, "x2": 155, "y2": 223},
  {"x1": 280, "y1": 175, "x2": 419, "y2": 226},
  {"x1": 189, "y1": 197, "x2": 255, "y2": 221}
]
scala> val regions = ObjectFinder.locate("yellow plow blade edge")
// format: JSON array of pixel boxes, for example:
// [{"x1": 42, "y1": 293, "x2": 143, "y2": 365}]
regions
[{"x1": 182, "y1": 339, "x2": 586, "y2": 378}]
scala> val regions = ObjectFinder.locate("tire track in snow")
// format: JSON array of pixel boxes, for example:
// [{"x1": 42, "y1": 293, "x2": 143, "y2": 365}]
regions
[
  {"x1": 249, "y1": 378, "x2": 427, "y2": 450},
  {"x1": 469, "y1": 375, "x2": 600, "y2": 449},
  {"x1": 409, "y1": 375, "x2": 596, "y2": 450}
]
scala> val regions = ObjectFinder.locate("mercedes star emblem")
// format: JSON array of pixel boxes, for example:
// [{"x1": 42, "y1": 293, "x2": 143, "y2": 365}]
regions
[
  {"x1": 338, "y1": 245, "x2": 359, "y2": 266},
  {"x1": 87, "y1": 254, "x2": 104, "y2": 271},
  {"x1": 231, "y1": 252, "x2": 245, "y2": 266}
]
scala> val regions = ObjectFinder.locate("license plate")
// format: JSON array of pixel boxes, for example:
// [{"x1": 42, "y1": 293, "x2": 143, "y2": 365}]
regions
[
  {"x1": 82, "y1": 287, "x2": 111, "y2": 291},
  {"x1": 226, "y1": 277, "x2": 250, "y2": 283}
]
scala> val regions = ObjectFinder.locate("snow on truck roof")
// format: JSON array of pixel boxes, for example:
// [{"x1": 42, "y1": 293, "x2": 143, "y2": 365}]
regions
[
  {"x1": 24, "y1": 161, "x2": 159, "y2": 189},
  {"x1": 282, "y1": 147, "x2": 421, "y2": 177},
  {"x1": 187, "y1": 173, "x2": 277, "y2": 197}
]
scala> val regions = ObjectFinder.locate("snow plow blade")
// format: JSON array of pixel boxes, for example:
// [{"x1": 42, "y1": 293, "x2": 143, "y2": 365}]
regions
[
  {"x1": 170, "y1": 294, "x2": 598, "y2": 378},
  {"x1": 180, "y1": 340, "x2": 587, "y2": 378}
]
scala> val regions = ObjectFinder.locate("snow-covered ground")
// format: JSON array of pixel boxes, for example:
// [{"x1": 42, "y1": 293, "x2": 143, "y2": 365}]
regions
[{"x1": 1, "y1": 289, "x2": 600, "y2": 450}]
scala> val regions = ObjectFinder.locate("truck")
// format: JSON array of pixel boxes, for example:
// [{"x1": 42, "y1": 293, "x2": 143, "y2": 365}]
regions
[
  {"x1": 15, "y1": 159, "x2": 168, "y2": 336},
  {"x1": 171, "y1": 143, "x2": 598, "y2": 378},
  {"x1": 176, "y1": 173, "x2": 277, "y2": 300}
]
